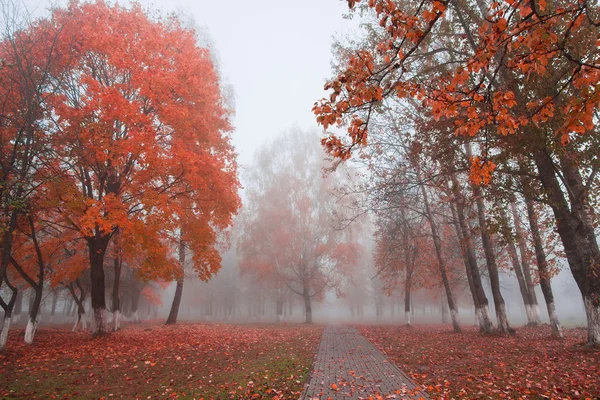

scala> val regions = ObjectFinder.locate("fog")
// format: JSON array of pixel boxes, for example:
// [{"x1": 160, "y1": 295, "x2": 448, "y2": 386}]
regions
[{"x1": 6, "y1": 235, "x2": 586, "y2": 330}]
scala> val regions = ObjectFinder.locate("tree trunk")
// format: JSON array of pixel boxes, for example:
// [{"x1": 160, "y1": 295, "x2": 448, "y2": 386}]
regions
[
  {"x1": 166, "y1": 279, "x2": 183, "y2": 325},
  {"x1": 111, "y1": 257, "x2": 122, "y2": 332},
  {"x1": 67, "y1": 280, "x2": 87, "y2": 332},
  {"x1": 404, "y1": 268, "x2": 412, "y2": 327},
  {"x1": 506, "y1": 237, "x2": 536, "y2": 325},
  {"x1": 50, "y1": 291, "x2": 58, "y2": 324},
  {"x1": 472, "y1": 185, "x2": 513, "y2": 334},
  {"x1": 448, "y1": 190, "x2": 494, "y2": 333},
  {"x1": 166, "y1": 236, "x2": 186, "y2": 325},
  {"x1": 24, "y1": 286, "x2": 42, "y2": 344},
  {"x1": 524, "y1": 195, "x2": 564, "y2": 338},
  {"x1": 511, "y1": 201, "x2": 541, "y2": 324},
  {"x1": 419, "y1": 176, "x2": 461, "y2": 332},
  {"x1": 88, "y1": 236, "x2": 109, "y2": 337},
  {"x1": 441, "y1": 294, "x2": 450, "y2": 323},
  {"x1": 0, "y1": 280, "x2": 18, "y2": 352},
  {"x1": 303, "y1": 286, "x2": 312, "y2": 324},
  {"x1": 132, "y1": 288, "x2": 141, "y2": 323},
  {"x1": 275, "y1": 298, "x2": 284, "y2": 323},
  {"x1": 532, "y1": 151, "x2": 600, "y2": 344}
]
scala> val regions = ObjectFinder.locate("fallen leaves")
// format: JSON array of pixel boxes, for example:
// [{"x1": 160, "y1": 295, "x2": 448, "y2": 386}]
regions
[
  {"x1": 0, "y1": 323, "x2": 322, "y2": 399},
  {"x1": 360, "y1": 324, "x2": 600, "y2": 399}
]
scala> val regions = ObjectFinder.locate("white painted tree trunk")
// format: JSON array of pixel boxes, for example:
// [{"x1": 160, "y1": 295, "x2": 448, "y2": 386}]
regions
[
  {"x1": 72, "y1": 315, "x2": 81, "y2": 332},
  {"x1": 24, "y1": 319, "x2": 38, "y2": 344},
  {"x1": 50, "y1": 315, "x2": 54, "y2": 324},
  {"x1": 478, "y1": 305, "x2": 495, "y2": 333},
  {"x1": 405, "y1": 311, "x2": 411, "y2": 326},
  {"x1": 583, "y1": 297, "x2": 599, "y2": 345},
  {"x1": 450, "y1": 309, "x2": 460, "y2": 331},
  {"x1": 112, "y1": 311, "x2": 120, "y2": 332},
  {"x1": 530, "y1": 304, "x2": 542, "y2": 325},
  {"x1": 546, "y1": 301, "x2": 563, "y2": 338},
  {"x1": 496, "y1": 304, "x2": 511, "y2": 333},
  {"x1": 133, "y1": 310, "x2": 139, "y2": 323},
  {"x1": 92, "y1": 308, "x2": 106, "y2": 336},
  {"x1": 524, "y1": 304, "x2": 533, "y2": 324},
  {"x1": 0, "y1": 317, "x2": 10, "y2": 351}
]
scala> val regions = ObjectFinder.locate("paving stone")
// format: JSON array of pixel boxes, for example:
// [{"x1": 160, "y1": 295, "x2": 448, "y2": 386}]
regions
[{"x1": 303, "y1": 326, "x2": 427, "y2": 399}]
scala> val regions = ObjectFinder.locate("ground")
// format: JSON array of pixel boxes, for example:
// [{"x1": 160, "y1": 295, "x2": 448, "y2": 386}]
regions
[
  {"x1": 304, "y1": 326, "x2": 424, "y2": 399},
  {"x1": 359, "y1": 324, "x2": 600, "y2": 399},
  {"x1": 0, "y1": 323, "x2": 322, "y2": 399},
  {"x1": 2, "y1": 323, "x2": 599, "y2": 399}
]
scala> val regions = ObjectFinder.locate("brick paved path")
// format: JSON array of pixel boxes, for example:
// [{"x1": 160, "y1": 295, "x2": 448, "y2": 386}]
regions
[{"x1": 303, "y1": 326, "x2": 426, "y2": 399}]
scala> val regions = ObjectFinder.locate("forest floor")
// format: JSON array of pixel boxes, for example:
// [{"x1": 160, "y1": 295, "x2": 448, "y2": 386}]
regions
[
  {"x1": 0, "y1": 323, "x2": 322, "y2": 399},
  {"x1": 359, "y1": 324, "x2": 600, "y2": 399}
]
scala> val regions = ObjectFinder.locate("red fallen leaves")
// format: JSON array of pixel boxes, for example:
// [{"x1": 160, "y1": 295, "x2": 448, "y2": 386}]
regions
[
  {"x1": 0, "y1": 323, "x2": 321, "y2": 399},
  {"x1": 359, "y1": 325, "x2": 600, "y2": 399}
]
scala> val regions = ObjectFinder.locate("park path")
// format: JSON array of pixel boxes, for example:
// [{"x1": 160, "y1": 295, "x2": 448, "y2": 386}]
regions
[{"x1": 303, "y1": 326, "x2": 427, "y2": 399}]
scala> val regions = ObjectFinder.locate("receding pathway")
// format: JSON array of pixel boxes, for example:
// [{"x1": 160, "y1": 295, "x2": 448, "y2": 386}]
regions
[{"x1": 303, "y1": 326, "x2": 427, "y2": 399}]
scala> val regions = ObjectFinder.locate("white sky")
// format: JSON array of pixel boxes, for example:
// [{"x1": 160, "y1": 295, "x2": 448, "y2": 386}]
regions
[
  {"x1": 160, "y1": 0, "x2": 356, "y2": 168},
  {"x1": 24, "y1": 0, "x2": 358, "y2": 168}
]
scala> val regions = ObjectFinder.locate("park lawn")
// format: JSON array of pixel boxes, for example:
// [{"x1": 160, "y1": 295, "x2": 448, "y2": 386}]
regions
[
  {"x1": 0, "y1": 323, "x2": 322, "y2": 399},
  {"x1": 359, "y1": 324, "x2": 600, "y2": 399}
]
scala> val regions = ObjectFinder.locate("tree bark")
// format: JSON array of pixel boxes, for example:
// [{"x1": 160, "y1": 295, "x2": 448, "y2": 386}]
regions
[
  {"x1": 303, "y1": 286, "x2": 312, "y2": 324},
  {"x1": 131, "y1": 288, "x2": 141, "y2": 323},
  {"x1": 511, "y1": 202, "x2": 541, "y2": 324},
  {"x1": 448, "y1": 183, "x2": 494, "y2": 333},
  {"x1": 50, "y1": 291, "x2": 58, "y2": 324},
  {"x1": 275, "y1": 298, "x2": 284, "y2": 323},
  {"x1": 472, "y1": 184, "x2": 513, "y2": 334},
  {"x1": 166, "y1": 236, "x2": 186, "y2": 325},
  {"x1": 88, "y1": 236, "x2": 110, "y2": 337},
  {"x1": 524, "y1": 194, "x2": 564, "y2": 338},
  {"x1": 419, "y1": 176, "x2": 461, "y2": 332},
  {"x1": 506, "y1": 237, "x2": 537, "y2": 325},
  {"x1": 0, "y1": 274, "x2": 18, "y2": 352},
  {"x1": 111, "y1": 256, "x2": 122, "y2": 332}
]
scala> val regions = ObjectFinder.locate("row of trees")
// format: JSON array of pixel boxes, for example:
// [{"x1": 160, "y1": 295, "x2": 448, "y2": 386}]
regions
[
  {"x1": 0, "y1": 0, "x2": 239, "y2": 350},
  {"x1": 237, "y1": 128, "x2": 362, "y2": 323},
  {"x1": 314, "y1": 0, "x2": 600, "y2": 344}
]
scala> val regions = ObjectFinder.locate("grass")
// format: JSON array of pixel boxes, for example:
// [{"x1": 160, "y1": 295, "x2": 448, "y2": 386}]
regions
[{"x1": 0, "y1": 322, "x2": 322, "y2": 399}]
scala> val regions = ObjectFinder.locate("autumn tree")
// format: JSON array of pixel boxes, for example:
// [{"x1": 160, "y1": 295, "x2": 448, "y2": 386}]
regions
[
  {"x1": 0, "y1": 0, "x2": 70, "y2": 349},
  {"x1": 38, "y1": 1, "x2": 239, "y2": 336},
  {"x1": 315, "y1": 0, "x2": 600, "y2": 344},
  {"x1": 238, "y1": 128, "x2": 361, "y2": 324}
]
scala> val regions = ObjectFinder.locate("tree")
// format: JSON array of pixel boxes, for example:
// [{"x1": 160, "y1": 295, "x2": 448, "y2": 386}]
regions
[
  {"x1": 41, "y1": 1, "x2": 239, "y2": 336},
  {"x1": 238, "y1": 128, "x2": 361, "y2": 324},
  {"x1": 0, "y1": 0, "x2": 69, "y2": 348},
  {"x1": 315, "y1": 0, "x2": 600, "y2": 344}
]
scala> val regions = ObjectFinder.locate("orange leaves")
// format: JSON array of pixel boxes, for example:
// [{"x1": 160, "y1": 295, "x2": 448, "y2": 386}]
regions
[
  {"x1": 1, "y1": 324, "x2": 322, "y2": 399},
  {"x1": 469, "y1": 157, "x2": 497, "y2": 186},
  {"x1": 31, "y1": 0, "x2": 240, "y2": 284}
]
